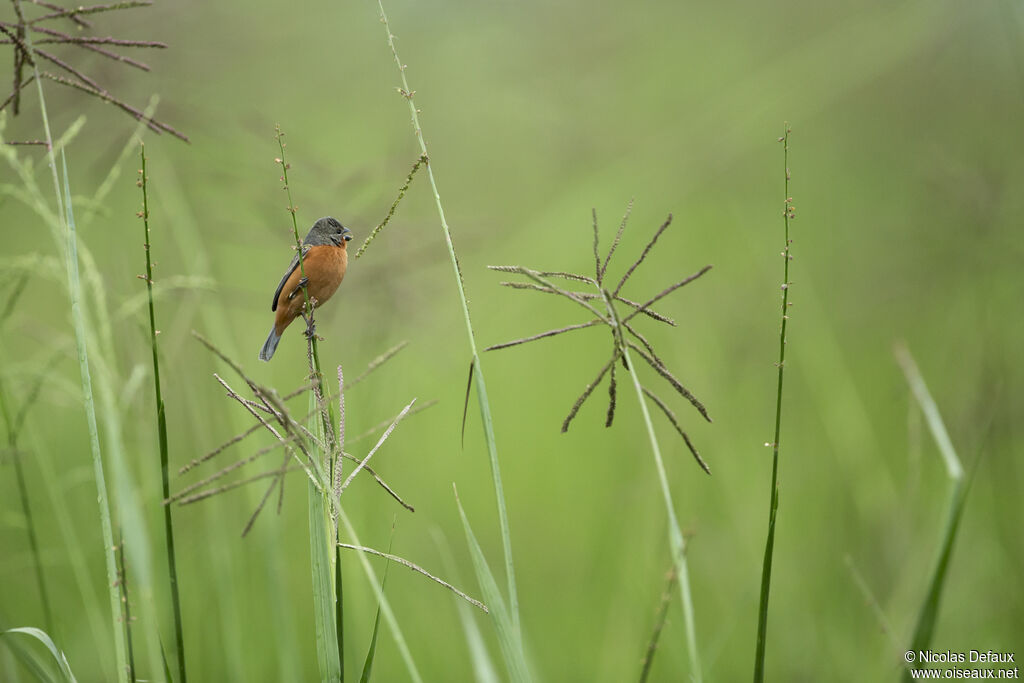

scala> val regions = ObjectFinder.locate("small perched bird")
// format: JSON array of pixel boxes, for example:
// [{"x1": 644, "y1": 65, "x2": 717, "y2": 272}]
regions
[{"x1": 259, "y1": 216, "x2": 352, "y2": 361}]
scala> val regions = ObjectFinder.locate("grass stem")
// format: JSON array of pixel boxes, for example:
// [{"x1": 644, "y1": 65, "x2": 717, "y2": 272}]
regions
[
  {"x1": 612, "y1": 303, "x2": 702, "y2": 683},
  {"x1": 138, "y1": 147, "x2": 187, "y2": 682},
  {"x1": 376, "y1": 0, "x2": 520, "y2": 635},
  {"x1": 753, "y1": 124, "x2": 794, "y2": 683}
]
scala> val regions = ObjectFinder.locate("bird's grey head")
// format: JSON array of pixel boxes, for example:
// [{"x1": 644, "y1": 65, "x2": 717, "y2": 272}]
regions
[{"x1": 306, "y1": 216, "x2": 353, "y2": 247}]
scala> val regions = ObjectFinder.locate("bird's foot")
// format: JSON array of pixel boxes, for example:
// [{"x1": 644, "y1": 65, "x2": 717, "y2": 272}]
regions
[
  {"x1": 287, "y1": 277, "x2": 309, "y2": 301},
  {"x1": 301, "y1": 313, "x2": 316, "y2": 339},
  {"x1": 300, "y1": 311, "x2": 323, "y2": 341}
]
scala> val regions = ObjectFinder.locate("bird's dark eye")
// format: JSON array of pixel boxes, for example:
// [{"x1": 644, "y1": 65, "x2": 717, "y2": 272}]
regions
[{"x1": 336, "y1": 228, "x2": 343, "y2": 233}]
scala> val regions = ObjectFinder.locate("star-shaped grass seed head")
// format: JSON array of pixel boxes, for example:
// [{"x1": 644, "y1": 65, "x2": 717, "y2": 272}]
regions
[{"x1": 487, "y1": 200, "x2": 713, "y2": 474}]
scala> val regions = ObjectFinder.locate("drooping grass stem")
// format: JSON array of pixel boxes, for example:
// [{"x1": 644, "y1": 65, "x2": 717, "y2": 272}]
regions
[
  {"x1": 376, "y1": 0, "x2": 520, "y2": 635},
  {"x1": 753, "y1": 124, "x2": 794, "y2": 683},
  {"x1": 138, "y1": 147, "x2": 187, "y2": 683}
]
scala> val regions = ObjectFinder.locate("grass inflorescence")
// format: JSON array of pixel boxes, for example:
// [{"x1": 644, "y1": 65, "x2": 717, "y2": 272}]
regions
[{"x1": 488, "y1": 202, "x2": 713, "y2": 681}]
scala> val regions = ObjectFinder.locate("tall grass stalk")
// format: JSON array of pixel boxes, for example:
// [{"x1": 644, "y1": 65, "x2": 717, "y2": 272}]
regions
[
  {"x1": 607, "y1": 299, "x2": 702, "y2": 683},
  {"x1": 138, "y1": 146, "x2": 188, "y2": 682},
  {"x1": 376, "y1": 0, "x2": 520, "y2": 635},
  {"x1": 275, "y1": 128, "x2": 342, "y2": 681},
  {"x1": 894, "y1": 345, "x2": 966, "y2": 683},
  {"x1": 753, "y1": 125, "x2": 794, "y2": 683}
]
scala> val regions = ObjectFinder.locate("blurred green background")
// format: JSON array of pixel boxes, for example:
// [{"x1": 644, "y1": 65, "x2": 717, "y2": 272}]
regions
[{"x1": 1, "y1": 0, "x2": 1022, "y2": 680}]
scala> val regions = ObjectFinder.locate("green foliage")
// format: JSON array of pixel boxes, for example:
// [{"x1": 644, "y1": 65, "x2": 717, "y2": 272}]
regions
[{"x1": 0, "y1": 1, "x2": 1020, "y2": 682}]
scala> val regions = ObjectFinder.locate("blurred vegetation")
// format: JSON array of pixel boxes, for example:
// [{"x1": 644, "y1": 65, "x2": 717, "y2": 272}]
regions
[{"x1": 1, "y1": 0, "x2": 1021, "y2": 681}]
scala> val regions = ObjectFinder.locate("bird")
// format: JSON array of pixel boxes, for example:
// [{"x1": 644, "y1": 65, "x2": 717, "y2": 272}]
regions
[{"x1": 259, "y1": 216, "x2": 352, "y2": 361}]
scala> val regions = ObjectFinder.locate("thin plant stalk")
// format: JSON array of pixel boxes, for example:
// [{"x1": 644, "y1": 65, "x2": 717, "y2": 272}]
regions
[
  {"x1": 116, "y1": 534, "x2": 136, "y2": 683},
  {"x1": 611, "y1": 300, "x2": 702, "y2": 683},
  {"x1": 138, "y1": 147, "x2": 187, "y2": 683},
  {"x1": 376, "y1": 0, "x2": 520, "y2": 635},
  {"x1": 639, "y1": 566, "x2": 677, "y2": 683},
  {"x1": 275, "y1": 129, "x2": 342, "y2": 682},
  {"x1": 336, "y1": 505, "x2": 423, "y2": 683},
  {"x1": 0, "y1": 373, "x2": 53, "y2": 632},
  {"x1": 753, "y1": 125, "x2": 794, "y2": 683}
]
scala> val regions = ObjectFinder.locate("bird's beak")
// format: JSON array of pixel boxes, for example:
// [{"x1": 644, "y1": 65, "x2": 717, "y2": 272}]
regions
[{"x1": 343, "y1": 229, "x2": 352, "y2": 242}]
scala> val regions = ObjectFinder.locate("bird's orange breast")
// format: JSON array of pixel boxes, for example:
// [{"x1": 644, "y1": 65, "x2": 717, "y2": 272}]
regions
[{"x1": 274, "y1": 244, "x2": 348, "y2": 335}]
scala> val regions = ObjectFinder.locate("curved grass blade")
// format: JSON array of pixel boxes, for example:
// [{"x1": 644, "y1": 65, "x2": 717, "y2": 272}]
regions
[
  {"x1": 895, "y1": 345, "x2": 968, "y2": 683},
  {"x1": 2, "y1": 628, "x2": 77, "y2": 683},
  {"x1": 431, "y1": 530, "x2": 501, "y2": 683},
  {"x1": 454, "y1": 486, "x2": 531, "y2": 683}
]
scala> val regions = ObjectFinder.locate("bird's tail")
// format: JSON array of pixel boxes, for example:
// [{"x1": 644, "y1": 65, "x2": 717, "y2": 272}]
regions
[{"x1": 259, "y1": 327, "x2": 281, "y2": 361}]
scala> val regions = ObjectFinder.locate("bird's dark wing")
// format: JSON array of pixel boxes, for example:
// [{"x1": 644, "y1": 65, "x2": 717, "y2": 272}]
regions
[{"x1": 271, "y1": 245, "x2": 311, "y2": 311}]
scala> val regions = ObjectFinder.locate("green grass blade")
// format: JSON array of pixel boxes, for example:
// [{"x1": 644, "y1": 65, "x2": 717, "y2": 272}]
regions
[
  {"x1": 60, "y1": 152, "x2": 130, "y2": 683},
  {"x1": 1, "y1": 629, "x2": 54, "y2": 683},
  {"x1": 159, "y1": 635, "x2": 175, "y2": 683},
  {"x1": 453, "y1": 487, "x2": 530, "y2": 683},
  {"x1": 895, "y1": 345, "x2": 967, "y2": 682},
  {"x1": 358, "y1": 530, "x2": 396, "y2": 683},
  {"x1": 375, "y1": 1, "x2": 520, "y2": 634},
  {"x1": 2, "y1": 628, "x2": 78, "y2": 683},
  {"x1": 431, "y1": 530, "x2": 501, "y2": 683}
]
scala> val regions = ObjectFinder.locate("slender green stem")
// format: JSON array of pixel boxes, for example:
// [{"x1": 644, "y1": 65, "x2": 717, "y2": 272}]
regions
[
  {"x1": 116, "y1": 534, "x2": 136, "y2": 683},
  {"x1": 376, "y1": 0, "x2": 520, "y2": 635},
  {"x1": 275, "y1": 128, "x2": 337, "y2": 448},
  {"x1": 639, "y1": 566, "x2": 677, "y2": 683},
  {"x1": 138, "y1": 147, "x2": 187, "y2": 683},
  {"x1": 276, "y1": 127, "x2": 342, "y2": 682},
  {"x1": 11, "y1": 438, "x2": 54, "y2": 631},
  {"x1": 0, "y1": 401, "x2": 54, "y2": 630},
  {"x1": 0, "y1": 376, "x2": 53, "y2": 632},
  {"x1": 753, "y1": 125, "x2": 793, "y2": 683},
  {"x1": 606, "y1": 294, "x2": 702, "y2": 683},
  {"x1": 275, "y1": 128, "x2": 315, "y2": 358}
]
